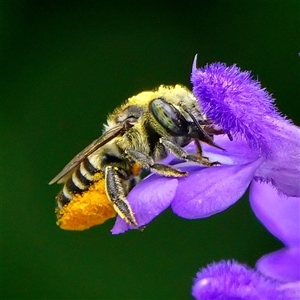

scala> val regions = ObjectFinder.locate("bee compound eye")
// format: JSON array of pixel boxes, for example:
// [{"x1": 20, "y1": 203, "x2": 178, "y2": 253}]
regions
[{"x1": 149, "y1": 98, "x2": 188, "y2": 136}]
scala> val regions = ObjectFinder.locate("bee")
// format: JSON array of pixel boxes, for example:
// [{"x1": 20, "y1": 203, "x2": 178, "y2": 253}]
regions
[{"x1": 49, "y1": 85, "x2": 223, "y2": 230}]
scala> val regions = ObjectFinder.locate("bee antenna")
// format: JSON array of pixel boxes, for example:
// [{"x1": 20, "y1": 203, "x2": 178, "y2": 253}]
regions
[
  {"x1": 227, "y1": 132, "x2": 233, "y2": 141},
  {"x1": 185, "y1": 109, "x2": 225, "y2": 151}
]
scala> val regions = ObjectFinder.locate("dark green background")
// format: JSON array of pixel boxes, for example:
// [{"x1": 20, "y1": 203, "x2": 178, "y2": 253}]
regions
[{"x1": 2, "y1": 1, "x2": 299, "y2": 299}]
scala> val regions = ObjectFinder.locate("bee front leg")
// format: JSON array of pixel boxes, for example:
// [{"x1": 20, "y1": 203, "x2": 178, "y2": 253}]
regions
[
  {"x1": 105, "y1": 166, "x2": 138, "y2": 228},
  {"x1": 159, "y1": 137, "x2": 219, "y2": 166},
  {"x1": 125, "y1": 149, "x2": 187, "y2": 177}
]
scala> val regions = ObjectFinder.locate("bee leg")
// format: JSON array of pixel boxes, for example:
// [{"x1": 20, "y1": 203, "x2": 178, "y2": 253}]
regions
[
  {"x1": 126, "y1": 149, "x2": 188, "y2": 177},
  {"x1": 105, "y1": 166, "x2": 138, "y2": 228},
  {"x1": 193, "y1": 139, "x2": 211, "y2": 161},
  {"x1": 159, "y1": 137, "x2": 219, "y2": 166},
  {"x1": 194, "y1": 139, "x2": 204, "y2": 157}
]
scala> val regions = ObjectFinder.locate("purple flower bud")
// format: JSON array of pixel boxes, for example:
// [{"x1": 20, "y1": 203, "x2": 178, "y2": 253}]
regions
[{"x1": 192, "y1": 260, "x2": 300, "y2": 300}]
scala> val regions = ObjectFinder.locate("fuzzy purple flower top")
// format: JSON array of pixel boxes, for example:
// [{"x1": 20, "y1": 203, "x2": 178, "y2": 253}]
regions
[
  {"x1": 191, "y1": 59, "x2": 300, "y2": 197},
  {"x1": 192, "y1": 259, "x2": 300, "y2": 300}
]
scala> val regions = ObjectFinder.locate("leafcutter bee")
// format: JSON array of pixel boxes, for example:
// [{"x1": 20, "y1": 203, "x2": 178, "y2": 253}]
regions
[{"x1": 50, "y1": 85, "x2": 223, "y2": 230}]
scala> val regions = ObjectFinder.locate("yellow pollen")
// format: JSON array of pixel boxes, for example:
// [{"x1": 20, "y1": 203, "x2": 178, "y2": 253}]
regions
[
  {"x1": 132, "y1": 163, "x2": 141, "y2": 176},
  {"x1": 56, "y1": 173, "x2": 116, "y2": 230}
]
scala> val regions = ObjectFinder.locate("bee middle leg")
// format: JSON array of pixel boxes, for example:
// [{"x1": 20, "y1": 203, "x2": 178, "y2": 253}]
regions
[
  {"x1": 105, "y1": 166, "x2": 138, "y2": 227},
  {"x1": 125, "y1": 149, "x2": 188, "y2": 177},
  {"x1": 159, "y1": 137, "x2": 219, "y2": 166}
]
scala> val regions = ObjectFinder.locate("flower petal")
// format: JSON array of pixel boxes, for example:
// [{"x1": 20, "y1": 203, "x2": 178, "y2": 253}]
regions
[
  {"x1": 111, "y1": 176, "x2": 178, "y2": 234},
  {"x1": 171, "y1": 158, "x2": 262, "y2": 219},
  {"x1": 256, "y1": 247, "x2": 300, "y2": 282},
  {"x1": 200, "y1": 135, "x2": 261, "y2": 165},
  {"x1": 250, "y1": 180, "x2": 300, "y2": 247},
  {"x1": 254, "y1": 122, "x2": 300, "y2": 197}
]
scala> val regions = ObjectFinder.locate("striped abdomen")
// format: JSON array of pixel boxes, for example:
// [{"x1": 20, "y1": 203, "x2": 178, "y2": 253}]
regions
[{"x1": 57, "y1": 156, "x2": 101, "y2": 208}]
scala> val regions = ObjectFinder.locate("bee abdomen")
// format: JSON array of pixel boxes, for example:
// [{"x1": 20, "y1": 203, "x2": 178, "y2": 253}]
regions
[
  {"x1": 58, "y1": 156, "x2": 101, "y2": 207},
  {"x1": 82, "y1": 157, "x2": 99, "y2": 175},
  {"x1": 66, "y1": 175, "x2": 84, "y2": 194},
  {"x1": 56, "y1": 191, "x2": 70, "y2": 208}
]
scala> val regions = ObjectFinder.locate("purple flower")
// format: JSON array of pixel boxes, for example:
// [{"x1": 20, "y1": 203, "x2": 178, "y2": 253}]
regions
[
  {"x1": 191, "y1": 260, "x2": 300, "y2": 300},
  {"x1": 111, "y1": 59, "x2": 300, "y2": 234},
  {"x1": 250, "y1": 181, "x2": 300, "y2": 282},
  {"x1": 191, "y1": 180, "x2": 300, "y2": 299},
  {"x1": 190, "y1": 60, "x2": 300, "y2": 198}
]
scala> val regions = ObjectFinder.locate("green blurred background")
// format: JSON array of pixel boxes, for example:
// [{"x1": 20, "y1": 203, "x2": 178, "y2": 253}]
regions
[{"x1": 2, "y1": 1, "x2": 299, "y2": 299}]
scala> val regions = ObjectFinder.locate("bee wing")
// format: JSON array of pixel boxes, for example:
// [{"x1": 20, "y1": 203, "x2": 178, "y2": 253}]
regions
[{"x1": 49, "y1": 123, "x2": 128, "y2": 185}]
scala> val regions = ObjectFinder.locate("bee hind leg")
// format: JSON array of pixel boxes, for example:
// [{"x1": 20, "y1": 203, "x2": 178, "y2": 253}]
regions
[
  {"x1": 105, "y1": 166, "x2": 139, "y2": 228},
  {"x1": 159, "y1": 137, "x2": 219, "y2": 166},
  {"x1": 125, "y1": 149, "x2": 188, "y2": 177}
]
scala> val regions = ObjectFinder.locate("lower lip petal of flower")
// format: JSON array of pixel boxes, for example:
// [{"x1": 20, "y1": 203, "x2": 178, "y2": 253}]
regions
[
  {"x1": 111, "y1": 176, "x2": 178, "y2": 234},
  {"x1": 171, "y1": 158, "x2": 263, "y2": 219}
]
